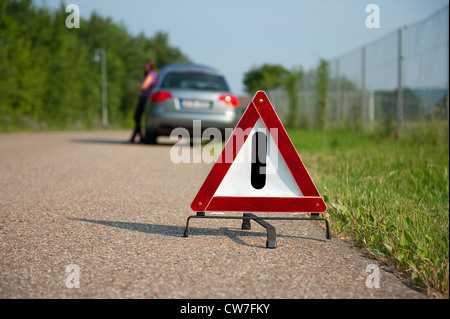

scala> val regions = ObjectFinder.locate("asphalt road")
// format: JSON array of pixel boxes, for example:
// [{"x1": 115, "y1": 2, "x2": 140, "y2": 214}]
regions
[{"x1": 0, "y1": 131, "x2": 427, "y2": 299}]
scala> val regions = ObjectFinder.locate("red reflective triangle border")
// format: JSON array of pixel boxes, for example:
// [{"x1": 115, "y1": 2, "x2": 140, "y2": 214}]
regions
[{"x1": 191, "y1": 91, "x2": 326, "y2": 213}]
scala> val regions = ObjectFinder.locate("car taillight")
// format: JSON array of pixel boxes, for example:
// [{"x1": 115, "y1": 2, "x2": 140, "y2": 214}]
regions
[
  {"x1": 218, "y1": 94, "x2": 239, "y2": 107},
  {"x1": 151, "y1": 91, "x2": 172, "y2": 102}
]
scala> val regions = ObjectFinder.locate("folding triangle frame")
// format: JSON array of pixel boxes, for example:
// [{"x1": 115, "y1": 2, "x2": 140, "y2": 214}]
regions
[{"x1": 191, "y1": 90, "x2": 327, "y2": 213}]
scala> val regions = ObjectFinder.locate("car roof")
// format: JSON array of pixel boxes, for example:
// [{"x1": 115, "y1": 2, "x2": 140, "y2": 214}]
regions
[{"x1": 159, "y1": 62, "x2": 223, "y2": 76}]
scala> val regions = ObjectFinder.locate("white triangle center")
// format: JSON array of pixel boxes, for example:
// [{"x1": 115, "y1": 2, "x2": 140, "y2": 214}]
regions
[{"x1": 213, "y1": 118, "x2": 303, "y2": 198}]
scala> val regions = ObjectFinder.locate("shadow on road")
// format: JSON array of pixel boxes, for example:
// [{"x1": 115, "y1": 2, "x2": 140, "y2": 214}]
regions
[
  {"x1": 70, "y1": 138, "x2": 188, "y2": 147},
  {"x1": 69, "y1": 218, "x2": 326, "y2": 248}
]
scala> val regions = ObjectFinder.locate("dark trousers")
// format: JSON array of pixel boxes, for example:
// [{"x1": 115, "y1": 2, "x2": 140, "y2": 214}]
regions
[{"x1": 131, "y1": 96, "x2": 147, "y2": 142}]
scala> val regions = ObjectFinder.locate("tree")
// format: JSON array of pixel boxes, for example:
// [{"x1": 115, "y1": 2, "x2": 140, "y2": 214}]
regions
[
  {"x1": 0, "y1": 0, "x2": 191, "y2": 131},
  {"x1": 243, "y1": 63, "x2": 289, "y2": 94}
]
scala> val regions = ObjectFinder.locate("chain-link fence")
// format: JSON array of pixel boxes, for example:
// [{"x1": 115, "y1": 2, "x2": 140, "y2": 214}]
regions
[{"x1": 268, "y1": 6, "x2": 449, "y2": 133}]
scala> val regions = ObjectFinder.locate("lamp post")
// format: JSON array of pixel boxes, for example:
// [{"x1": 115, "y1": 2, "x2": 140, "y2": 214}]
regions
[{"x1": 94, "y1": 48, "x2": 108, "y2": 128}]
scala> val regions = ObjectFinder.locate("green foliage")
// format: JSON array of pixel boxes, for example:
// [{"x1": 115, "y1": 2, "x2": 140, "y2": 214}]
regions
[
  {"x1": 283, "y1": 67, "x2": 303, "y2": 127},
  {"x1": 243, "y1": 63, "x2": 303, "y2": 127},
  {"x1": 288, "y1": 125, "x2": 449, "y2": 297},
  {"x1": 242, "y1": 63, "x2": 289, "y2": 94},
  {"x1": 243, "y1": 60, "x2": 330, "y2": 129},
  {"x1": 0, "y1": 0, "x2": 190, "y2": 132}
]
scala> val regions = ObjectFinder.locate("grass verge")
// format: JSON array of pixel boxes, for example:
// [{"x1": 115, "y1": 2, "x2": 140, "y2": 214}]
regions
[{"x1": 287, "y1": 124, "x2": 449, "y2": 298}]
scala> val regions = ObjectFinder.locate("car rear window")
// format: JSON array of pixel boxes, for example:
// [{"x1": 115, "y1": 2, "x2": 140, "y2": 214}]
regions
[{"x1": 160, "y1": 72, "x2": 229, "y2": 91}]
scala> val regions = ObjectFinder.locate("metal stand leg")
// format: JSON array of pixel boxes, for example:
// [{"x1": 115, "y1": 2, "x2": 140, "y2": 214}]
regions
[
  {"x1": 183, "y1": 212, "x2": 205, "y2": 237},
  {"x1": 243, "y1": 213, "x2": 277, "y2": 249},
  {"x1": 241, "y1": 215, "x2": 251, "y2": 230},
  {"x1": 183, "y1": 212, "x2": 331, "y2": 248},
  {"x1": 324, "y1": 218, "x2": 331, "y2": 240},
  {"x1": 311, "y1": 213, "x2": 331, "y2": 240},
  {"x1": 183, "y1": 216, "x2": 192, "y2": 237}
]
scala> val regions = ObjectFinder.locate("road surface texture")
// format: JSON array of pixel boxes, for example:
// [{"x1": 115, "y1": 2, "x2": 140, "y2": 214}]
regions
[{"x1": 0, "y1": 131, "x2": 427, "y2": 299}]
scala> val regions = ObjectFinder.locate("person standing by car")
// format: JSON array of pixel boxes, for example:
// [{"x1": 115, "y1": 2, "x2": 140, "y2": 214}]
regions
[{"x1": 129, "y1": 59, "x2": 158, "y2": 143}]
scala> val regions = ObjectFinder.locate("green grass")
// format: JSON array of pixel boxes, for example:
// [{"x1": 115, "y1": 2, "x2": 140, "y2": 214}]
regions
[{"x1": 287, "y1": 124, "x2": 449, "y2": 297}]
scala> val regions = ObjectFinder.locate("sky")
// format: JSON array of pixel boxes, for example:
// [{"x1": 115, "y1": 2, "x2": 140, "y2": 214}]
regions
[{"x1": 35, "y1": 0, "x2": 448, "y2": 95}]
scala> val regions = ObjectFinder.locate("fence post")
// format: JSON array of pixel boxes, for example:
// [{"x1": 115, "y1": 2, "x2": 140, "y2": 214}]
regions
[
  {"x1": 302, "y1": 71, "x2": 307, "y2": 126},
  {"x1": 396, "y1": 28, "x2": 404, "y2": 137},
  {"x1": 368, "y1": 92, "x2": 375, "y2": 129},
  {"x1": 336, "y1": 59, "x2": 341, "y2": 126},
  {"x1": 361, "y1": 46, "x2": 366, "y2": 129}
]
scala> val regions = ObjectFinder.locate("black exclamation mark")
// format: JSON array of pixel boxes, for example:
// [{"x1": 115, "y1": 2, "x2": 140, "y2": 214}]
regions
[{"x1": 251, "y1": 131, "x2": 267, "y2": 189}]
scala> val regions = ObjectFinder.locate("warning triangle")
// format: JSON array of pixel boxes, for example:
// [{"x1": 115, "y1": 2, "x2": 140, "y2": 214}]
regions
[{"x1": 191, "y1": 91, "x2": 326, "y2": 213}]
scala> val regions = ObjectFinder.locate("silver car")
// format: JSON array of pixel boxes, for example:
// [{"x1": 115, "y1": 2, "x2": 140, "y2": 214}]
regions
[{"x1": 145, "y1": 62, "x2": 241, "y2": 144}]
